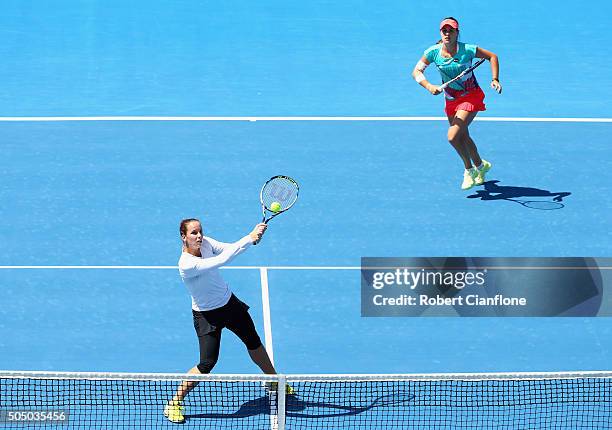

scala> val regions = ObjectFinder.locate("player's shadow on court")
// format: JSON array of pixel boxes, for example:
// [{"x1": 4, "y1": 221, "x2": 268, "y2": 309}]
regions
[
  {"x1": 467, "y1": 180, "x2": 571, "y2": 210},
  {"x1": 185, "y1": 392, "x2": 414, "y2": 421}
]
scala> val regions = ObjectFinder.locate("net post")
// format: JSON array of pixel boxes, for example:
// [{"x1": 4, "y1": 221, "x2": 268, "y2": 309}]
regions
[{"x1": 260, "y1": 267, "x2": 275, "y2": 365}]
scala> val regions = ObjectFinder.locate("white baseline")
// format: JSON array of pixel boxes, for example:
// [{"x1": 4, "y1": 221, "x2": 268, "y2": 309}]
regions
[{"x1": 0, "y1": 116, "x2": 610, "y2": 122}]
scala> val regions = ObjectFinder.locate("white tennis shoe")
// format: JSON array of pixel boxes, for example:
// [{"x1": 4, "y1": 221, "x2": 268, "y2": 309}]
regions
[
  {"x1": 474, "y1": 160, "x2": 492, "y2": 185},
  {"x1": 461, "y1": 168, "x2": 478, "y2": 190}
]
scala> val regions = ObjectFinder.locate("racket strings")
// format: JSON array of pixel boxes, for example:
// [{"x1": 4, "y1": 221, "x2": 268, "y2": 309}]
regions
[{"x1": 261, "y1": 177, "x2": 298, "y2": 211}]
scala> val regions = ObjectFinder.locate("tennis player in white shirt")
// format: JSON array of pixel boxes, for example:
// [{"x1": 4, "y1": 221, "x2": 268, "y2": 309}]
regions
[{"x1": 164, "y1": 218, "x2": 291, "y2": 423}]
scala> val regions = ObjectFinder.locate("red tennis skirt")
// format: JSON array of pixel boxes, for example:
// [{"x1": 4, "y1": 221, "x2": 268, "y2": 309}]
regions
[{"x1": 444, "y1": 87, "x2": 486, "y2": 116}]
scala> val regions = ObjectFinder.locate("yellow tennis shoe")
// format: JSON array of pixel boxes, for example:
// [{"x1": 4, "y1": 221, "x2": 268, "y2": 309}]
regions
[
  {"x1": 474, "y1": 160, "x2": 492, "y2": 185},
  {"x1": 164, "y1": 400, "x2": 185, "y2": 424},
  {"x1": 265, "y1": 382, "x2": 295, "y2": 395},
  {"x1": 461, "y1": 168, "x2": 478, "y2": 190}
]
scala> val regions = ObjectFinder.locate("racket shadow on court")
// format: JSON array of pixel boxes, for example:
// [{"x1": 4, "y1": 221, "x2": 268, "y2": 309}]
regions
[
  {"x1": 467, "y1": 180, "x2": 571, "y2": 210},
  {"x1": 184, "y1": 392, "x2": 414, "y2": 421}
]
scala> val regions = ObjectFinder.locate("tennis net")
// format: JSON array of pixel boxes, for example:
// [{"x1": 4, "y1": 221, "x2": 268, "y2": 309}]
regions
[{"x1": 0, "y1": 370, "x2": 610, "y2": 429}]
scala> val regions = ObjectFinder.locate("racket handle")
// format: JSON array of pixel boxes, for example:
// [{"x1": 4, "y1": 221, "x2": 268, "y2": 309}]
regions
[
  {"x1": 253, "y1": 228, "x2": 266, "y2": 245},
  {"x1": 253, "y1": 218, "x2": 267, "y2": 245}
]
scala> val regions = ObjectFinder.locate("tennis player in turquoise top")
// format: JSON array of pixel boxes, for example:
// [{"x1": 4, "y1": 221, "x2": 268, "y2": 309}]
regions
[{"x1": 412, "y1": 17, "x2": 502, "y2": 190}]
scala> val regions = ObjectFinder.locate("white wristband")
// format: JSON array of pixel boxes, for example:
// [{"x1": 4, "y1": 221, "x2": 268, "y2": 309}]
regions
[{"x1": 415, "y1": 60, "x2": 428, "y2": 72}]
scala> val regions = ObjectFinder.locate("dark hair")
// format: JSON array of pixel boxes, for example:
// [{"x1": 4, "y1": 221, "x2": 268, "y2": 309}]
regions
[
  {"x1": 437, "y1": 16, "x2": 459, "y2": 44},
  {"x1": 180, "y1": 218, "x2": 200, "y2": 237}
]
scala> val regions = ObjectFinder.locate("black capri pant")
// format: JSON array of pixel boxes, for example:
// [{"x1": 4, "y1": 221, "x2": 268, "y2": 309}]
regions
[{"x1": 192, "y1": 294, "x2": 262, "y2": 373}]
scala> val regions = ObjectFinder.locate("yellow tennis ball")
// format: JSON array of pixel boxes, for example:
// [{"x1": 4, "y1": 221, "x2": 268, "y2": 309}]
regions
[{"x1": 270, "y1": 202, "x2": 282, "y2": 212}]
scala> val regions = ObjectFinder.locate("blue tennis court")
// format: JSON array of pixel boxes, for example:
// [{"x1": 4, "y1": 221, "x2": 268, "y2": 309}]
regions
[
  {"x1": 1, "y1": 119, "x2": 610, "y2": 373},
  {"x1": 0, "y1": 0, "x2": 611, "y2": 428}
]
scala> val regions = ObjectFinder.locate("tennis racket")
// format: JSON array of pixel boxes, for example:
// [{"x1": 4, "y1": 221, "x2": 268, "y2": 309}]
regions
[
  {"x1": 260, "y1": 175, "x2": 299, "y2": 223},
  {"x1": 437, "y1": 58, "x2": 486, "y2": 92},
  {"x1": 255, "y1": 175, "x2": 300, "y2": 245},
  {"x1": 254, "y1": 175, "x2": 299, "y2": 245}
]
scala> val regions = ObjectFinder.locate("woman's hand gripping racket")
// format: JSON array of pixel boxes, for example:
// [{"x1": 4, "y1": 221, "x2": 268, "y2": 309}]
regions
[
  {"x1": 254, "y1": 175, "x2": 299, "y2": 244},
  {"x1": 435, "y1": 58, "x2": 486, "y2": 94}
]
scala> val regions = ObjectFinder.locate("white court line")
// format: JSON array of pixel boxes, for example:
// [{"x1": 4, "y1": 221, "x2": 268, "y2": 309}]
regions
[
  {"x1": 0, "y1": 266, "x2": 179, "y2": 269},
  {"x1": 0, "y1": 116, "x2": 610, "y2": 122},
  {"x1": 260, "y1": 268, "x2": 279, "y2": 430},
  {"x1": 0, "y1": 266, "x2": 321, "y2": 269},
  {"x1": 259, "y1": 268, "x2": 275, "y2": 365},
  {"x1": 1, "y1": 266, "x2": 610, "y2": 270}
]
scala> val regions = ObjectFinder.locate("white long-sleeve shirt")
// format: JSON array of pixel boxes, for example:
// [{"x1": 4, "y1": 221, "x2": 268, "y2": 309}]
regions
[{"x1": 178, "y1": 235, "x2": 252, "y2": 311}]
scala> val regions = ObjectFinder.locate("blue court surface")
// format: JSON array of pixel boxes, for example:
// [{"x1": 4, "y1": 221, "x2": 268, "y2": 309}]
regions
[
  {"x1": 0, "y1": 119, "x2": 610, "y2": 374},
  {"x1": 0, "y1": 0, "x2": 611, "y2": 428}
]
